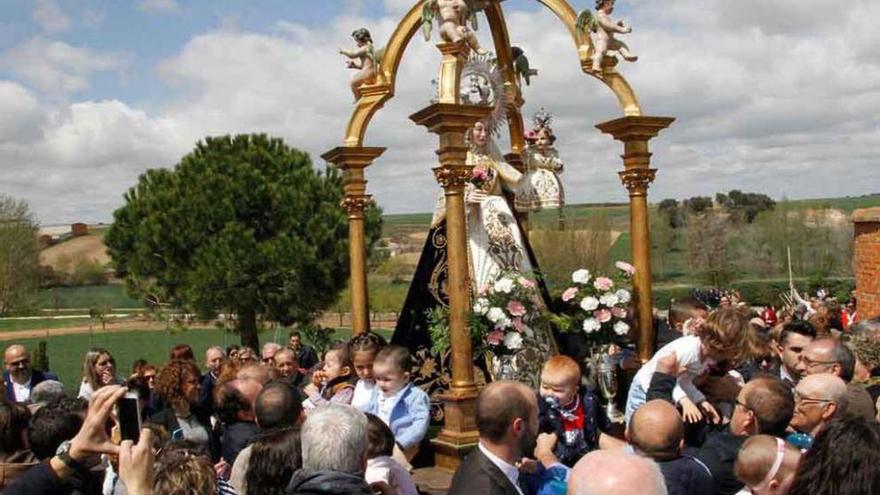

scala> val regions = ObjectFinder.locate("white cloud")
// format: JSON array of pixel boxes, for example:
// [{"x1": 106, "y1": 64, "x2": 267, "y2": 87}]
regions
[
  {"x1": 32, "y1": 0, "x2": 70, "y2": 33},
  {"x1": 138, "y1": 0, "x2": 179, "y2": 13},
  {"x1": 2, "y1": 38, "x2": 130, "y2": 97},
  {"x1": 1, "y1": 0, "x2": 879, "y2": 224}
]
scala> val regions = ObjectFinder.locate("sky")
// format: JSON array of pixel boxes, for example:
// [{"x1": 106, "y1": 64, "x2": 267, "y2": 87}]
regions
[{"x1": 1, "y1": 0, "x2": 878, "y2": 225}]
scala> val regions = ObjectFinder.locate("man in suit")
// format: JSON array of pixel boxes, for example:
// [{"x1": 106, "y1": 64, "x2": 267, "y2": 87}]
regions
[
  {"x1": 288, "y1": 331, "x2": 319, "y2": 373},
  {"x1": 771, "y1": 320, "x2": 816, "y2": 388},
  {"x1": 448, "y1": 380, "x2": 539, "y2": 495},
  {"x1": 199, "y1": 346, "x2": 225, "y2": 414},
  {"x1": 4, "y1": 344, "x2": 57, "y2": 403}
]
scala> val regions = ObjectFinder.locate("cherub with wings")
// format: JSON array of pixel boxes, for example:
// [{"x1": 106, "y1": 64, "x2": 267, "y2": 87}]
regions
[
  {"x1": 339, "y1": 28, "x2": 381, "y2": 101},
  {"x1": 576, "y1": 0, "x2": 638, "y2": 74},
  {"x1": 422, "y1": 0, "x2": 488, "y2": 55}
]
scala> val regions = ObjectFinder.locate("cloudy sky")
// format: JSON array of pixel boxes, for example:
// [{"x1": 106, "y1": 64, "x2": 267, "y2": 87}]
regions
[{"x1": 1, "y1": 0, "x2": 878, "y2": 225}]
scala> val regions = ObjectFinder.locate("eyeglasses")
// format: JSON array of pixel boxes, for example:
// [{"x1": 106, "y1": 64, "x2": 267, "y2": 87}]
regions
[
  {"x1": 735, "y1": 399, "x2": 751, "y2": 412},
  {"x1": 5, "y1": 359, "x2": 29, "y2": 368}
]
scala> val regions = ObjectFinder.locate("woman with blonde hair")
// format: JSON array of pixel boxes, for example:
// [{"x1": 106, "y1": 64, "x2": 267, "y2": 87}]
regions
[{"x1": 77, "y1": 348, "x2": 121, "y2": 400}]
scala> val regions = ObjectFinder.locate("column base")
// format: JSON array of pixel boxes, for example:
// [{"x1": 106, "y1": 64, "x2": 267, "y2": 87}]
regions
[{"x1": 432, "y1": 388, "x2": 480, "y2": 472}]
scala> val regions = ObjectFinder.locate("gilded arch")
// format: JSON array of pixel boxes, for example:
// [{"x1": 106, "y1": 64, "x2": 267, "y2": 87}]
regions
[{"x1": 342, "y1": 0, "x2": 642, "y2": 148}]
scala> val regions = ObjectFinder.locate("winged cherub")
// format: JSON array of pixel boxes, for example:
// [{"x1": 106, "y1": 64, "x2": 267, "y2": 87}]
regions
[
  {"x1": 422, "y1": 0, "x2": 488, "y2": 55},
  {"x1": 339, "y1": 28, "x2": 380, "y2": 101},
  {"x1": 577, "y1": 0, "x2": 638, "y2": 74}
]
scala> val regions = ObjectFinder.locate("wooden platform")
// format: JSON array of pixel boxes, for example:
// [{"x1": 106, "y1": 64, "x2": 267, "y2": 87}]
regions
[{"x1": 412, "y1": 467, "x2": 453, "y2": 495}]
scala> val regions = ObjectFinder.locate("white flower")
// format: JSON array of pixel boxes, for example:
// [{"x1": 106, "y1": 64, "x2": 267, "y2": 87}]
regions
[
  {"x1": 472, "y1": 298, "x2": 490, "y2": 315},
  {"x1": 504, "y1": 332, "x2": 524, "y2": 350},
  {"x1": 613, "y1": 321, "x2": 631, "y2": 335},
  {"x1": 582, "y1": 318, "x2": 601, "y2": 333},
  {"x1": 486, "y1": 307, "x2": 506, "y2": 323},
  {"x1": 615, "y1": 289, "x2": 631, "y2": 304},
  {"x1": 493, "y1": 277, "x2": 515, "y2": 294},
  {"x1": 497, "y1": 317, "x2": 512, "y2": 329},
  {"x1": 572, "y1": 269, "x2": 592, "y2": 285},
  {"x1": 580, "y1": 296, "x2": 600, "y2": 312},
  {"x1": 600, "y1": 293, "x2": 620, "y2": 307}
]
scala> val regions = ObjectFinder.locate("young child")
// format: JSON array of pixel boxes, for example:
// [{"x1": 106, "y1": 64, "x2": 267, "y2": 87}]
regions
[
  {"x1": 350, "y1": 332, "x2": 387, "y2": 411},
  {"x1": 364, "y1": 345, "x2": 431, "y2": 461},
  {"x1": 538, "y1": 355, "x2": 613, "y2": 467},
  {"x1": 364, "y1": 413, "x2": 419, "y2": 495},
  {"x1": 625, "y1": 307, "x2": 750, "y2": 425},
  {"x1": 734, "y1": 435, "x2": 801, "y2": 494},
  {"x1": 303, "y1": 341, "x2": 355, "y2": 408},
  {"x1": 656, "y1": 296, "x2": 710, "y2": 349}
]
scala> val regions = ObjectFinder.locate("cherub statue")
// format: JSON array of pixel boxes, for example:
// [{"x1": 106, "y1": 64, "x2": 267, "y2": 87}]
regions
[
  {"x1": 515, "y1": 109, "x2": 565, "y2": 213},
  {"x1": 339, "y1": 28, "x2": 380, "y2": 101},
  {"x1": 422, "y1": 0, "x2": 488, "y2": 55},
  {"x1": 576, "y1": 0, "x2": 638, "y2": 74}
]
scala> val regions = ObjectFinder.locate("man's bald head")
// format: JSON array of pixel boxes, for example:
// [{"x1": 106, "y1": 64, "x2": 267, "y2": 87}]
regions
[
  {"x1": 4, "y1": 344, "x2": 31, "y2": 382},
  {"x1": 629, "y1": 400, "x2": 683, "y2": 461},
  {"x1": 476, "y1": 380, "x2": 535, "y2": 443},
  {"x1": 798, "y1": 373, "x2": 847, "y2": 403},
  {"x1": 569, "y1": 450, "x2": 668, "y2": 495}
]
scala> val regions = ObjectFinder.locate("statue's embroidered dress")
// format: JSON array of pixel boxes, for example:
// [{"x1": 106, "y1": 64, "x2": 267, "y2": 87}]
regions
[
  {"x1": 514, "y1": 147, "x2": 565, "y2": 212},
  {"x1": 392, "y1": 139, "x2": 555, "y2": 423}
]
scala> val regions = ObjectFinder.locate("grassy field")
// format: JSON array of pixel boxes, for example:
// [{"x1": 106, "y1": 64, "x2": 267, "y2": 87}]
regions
[
  {"x1": 39, "y1": 284, "x2": 142, "y2": 310},
  {"x1": 0, "y1": 316, "x2": 94, "y2": 331}
]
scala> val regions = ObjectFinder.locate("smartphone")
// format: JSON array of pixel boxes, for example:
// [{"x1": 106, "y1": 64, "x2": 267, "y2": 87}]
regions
[{"x1": 117, "y1": 391, "x2": 142, "y2": 442}]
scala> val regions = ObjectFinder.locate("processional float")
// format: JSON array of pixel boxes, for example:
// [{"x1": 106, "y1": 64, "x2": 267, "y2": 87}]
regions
[{"x1": 323, "y1": 0, "x2": 674, "y2": 470}]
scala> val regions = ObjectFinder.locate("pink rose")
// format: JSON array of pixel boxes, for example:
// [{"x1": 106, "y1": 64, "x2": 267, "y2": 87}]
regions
[
  {"x1": 562, "y1": 287, "x2": 579, "y2": 302},
  {"x1": 518, "y1": 276, "x2": 536, "y2": 289},
  {"x1": 594, "y1": 277, "x2": 614, "y2": 291},
  {"x1": 615, "y1": 261, "x2": 636, "y2": 276},
  {"x1": 594, "y1": 308, "x2": 612, "y2": 323},
  {"x1": 487, "y1": 330, "x2": 505, "y2": 346},
  {"x1": 507, "y1": 300, "x2": 527, "y2": 317},
  {"x1": 472, "y1": 167, "x2": 488, "y2": 181},
  {"x1": 511, "y1": 318, "x2": 526, "y2": 332},
  {"x1": 611, "y1": 307, "x2": 628, "y2": 319}
]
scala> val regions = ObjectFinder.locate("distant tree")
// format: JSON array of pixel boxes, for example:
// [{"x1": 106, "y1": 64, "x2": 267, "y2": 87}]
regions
[
  {"x1": 106, "y1": 134, "x2": 383, "y2": 348},
  {"x1": 0, "y1": 195, "x2": 40, "y2": 315},
  {"x1": 657, "y1": 198, "x2": 684, "y2": 228},
  {"x1": 683, "y1": 196, "x2": 713, "y2": 214},
  {"x1": 686, "y1": 213, "x2": 735, "y2": 287},
  {"x1": 722, "y1": 190, "x2": 776, "y2": 223}
]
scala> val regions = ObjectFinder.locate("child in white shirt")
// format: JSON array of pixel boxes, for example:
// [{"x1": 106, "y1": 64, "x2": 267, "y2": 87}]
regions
[
  {"x1": 349, "y1": 332, "x2": 387, "y2": 411},
  {"x1": 625, "y1": 307, "x2": 750, "y2": 425},
  {"x1": 364, "y1": 413, "x2": 419, "y2": 495}
]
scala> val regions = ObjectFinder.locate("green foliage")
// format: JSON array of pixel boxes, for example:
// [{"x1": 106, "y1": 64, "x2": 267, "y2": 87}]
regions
[
  {"x1": 683, "y1": 196, "x2": 713, "y2": 214},
  {"x1": 718, "y1": 189, "x2": 776, "y2": 223},
  {"x1": 685, "y1": 212, "x2": 736, "y2": 287},
  {"x1": 0, "y1": 195, "x2": 40, "y2": 315},
  {"x1": 39, "y1": 285, "x2": 142, "y2": 310},
  {"x1": 425, "y1": 305, "x2": 486, "y2": 356},
  {"x1": 105, "y1": 134, "x2": 382, "y2": 348},
  {"x1": 299, "y1": 323, "x2": 335, "y2": 356}
]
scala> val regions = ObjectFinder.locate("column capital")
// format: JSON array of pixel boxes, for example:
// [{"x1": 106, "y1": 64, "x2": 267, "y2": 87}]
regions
[
  {"x1": 596, "y1": 116, "x2": 675, "y2": 143},
  {"x1": 410, "y1": 103, "x2": 492, "y2": 136},
  {"x1": 619, "y1": 168, "x2": 657, "y2": 197},
  {"x1": 433, "y1": 165, "x2": 472, "y2": 190},
  {"x1": 341, "y1": 195, "x2": 372, "y2": 217},
  {"x1": 321, "y1": 146, "x2": 386, "y2": 170}
]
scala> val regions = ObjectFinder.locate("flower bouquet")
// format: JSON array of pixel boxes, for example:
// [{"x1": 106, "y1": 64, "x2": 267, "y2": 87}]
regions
[
  {"x1": 550, "y1": 261, "x2": 636, "y2": 346},
  {"x1": 471, "y1": 165, "x2": 493, "y2": 190},
  {"x1": 427, "y1": 272, "x2": 543, "y2": 357}
]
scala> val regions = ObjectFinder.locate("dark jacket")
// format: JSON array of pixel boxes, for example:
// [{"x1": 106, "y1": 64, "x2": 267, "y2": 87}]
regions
[
  {"x1": 689, "y1": 427, "x2": 746, "y2": 495},
  {"x1": 448, "y1": 447, "x2": 524, "y2": 495},
  {"x1": 3, "y1": 370, "x2": 58, "y2": 403},
  {"x1": 286, "y1": 469, "x2": 374, "y2": 495},
  {"x1": 198, "y1": 372, "x2": 218, "y2": 415},
  {"x1": 654, "y1": 319, "x2": 683, "y2": 352},
  {"x1": 147, "y1": 407, "x2": 221, "y2": 462},
  {"x1": 658, "y1": 455, "x2": 715, "y2": 495},
  {"x1": 295, "y1": 346, "x2": 319, "y2": 372},
  {"x1": 537, "y1": 387, "x2": 611, "y2": 467},
  {"x1": 4, "y1": 460, "x2": 103, "y2": 495},
  {"x1": 220, "y1": 420, "x2": 259, "y2": 464}
]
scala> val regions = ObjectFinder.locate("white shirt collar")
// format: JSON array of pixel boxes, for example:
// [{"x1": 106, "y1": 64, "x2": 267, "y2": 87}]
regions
[
  {"x1": 780, "y1": 365, "x2": 796, "y2": 385},
  {"x1": 379, "y1": 383, "x2": 408, "y2": 403},
  {"x1": 478, "y1": 442, "x2": 522, "y2": 493}
]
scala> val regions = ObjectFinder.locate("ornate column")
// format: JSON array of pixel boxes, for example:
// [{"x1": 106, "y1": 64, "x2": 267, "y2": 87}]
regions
[
  {"x1": 410, "y1": 41, "x2": 491, "y2": 472},
  {"x1": 596, "y1": 116, "x2": 674, "y2": 363},
  {"x1": 321, "y1": 146, "x2": 386, "y2": 335}
]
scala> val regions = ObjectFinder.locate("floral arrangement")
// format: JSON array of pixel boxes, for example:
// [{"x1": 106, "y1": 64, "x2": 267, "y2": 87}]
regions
[
  {"x1": 471, "y1": 166, "x2": 493, "y2": 190},
  {"x1": 428, "y1": 272, "x2": 543, "y2": 356},
  {"x1": 550, "y1": 261, "x2": 636, "y2": 346}
]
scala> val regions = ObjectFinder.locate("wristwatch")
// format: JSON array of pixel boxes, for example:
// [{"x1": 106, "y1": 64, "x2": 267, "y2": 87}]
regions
[{"x1": 55, "y1": 440, "x2": 84, "y2": 470}]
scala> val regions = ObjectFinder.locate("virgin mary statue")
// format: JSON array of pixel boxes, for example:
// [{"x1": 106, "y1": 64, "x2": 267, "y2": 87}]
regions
[{"x1": 392, "y1": 118, "x2": 556, "y2": 402}]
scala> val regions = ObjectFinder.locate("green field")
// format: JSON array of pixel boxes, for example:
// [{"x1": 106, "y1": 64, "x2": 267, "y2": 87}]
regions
[
  {"x1": 0, "y1": 317, "x2": 94, "y2": 331},
  {"x1": 40, "y1": 285, "x2": 142, "y2": 310}
]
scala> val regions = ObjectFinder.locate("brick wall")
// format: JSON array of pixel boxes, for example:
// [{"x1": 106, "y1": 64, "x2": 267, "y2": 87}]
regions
[{"x1": 854, "y1": 208, "x2": 880, "y2": 320}]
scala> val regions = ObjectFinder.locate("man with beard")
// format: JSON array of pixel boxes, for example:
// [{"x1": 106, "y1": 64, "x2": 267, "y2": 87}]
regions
[
  {"x1": 448, "y1": 381, "x2": 539, "y2": 495},
  {"x1": 3, "y1": 345, "x2": 57, "y2": 403}
]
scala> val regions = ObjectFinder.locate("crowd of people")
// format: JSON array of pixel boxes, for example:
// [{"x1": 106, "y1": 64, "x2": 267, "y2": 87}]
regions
[{"x1": 1, "y1": 295, "x2": 879, "y2": 494}]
